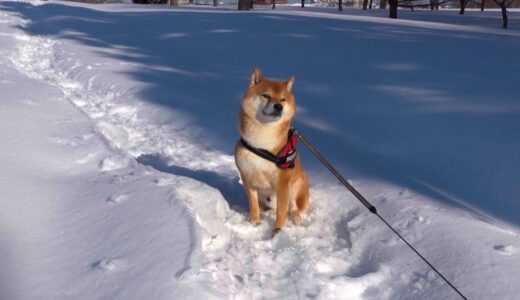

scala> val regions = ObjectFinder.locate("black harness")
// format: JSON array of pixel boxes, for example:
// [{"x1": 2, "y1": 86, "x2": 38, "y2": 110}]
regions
[{"x1": 240, "y1": 129, "x2": 297, "y2": 170}]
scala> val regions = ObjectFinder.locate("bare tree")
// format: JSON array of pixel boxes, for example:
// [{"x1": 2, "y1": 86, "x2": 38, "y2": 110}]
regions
[
  {"x1": 369, "y1": 0, "x2": 373, "y2": 8},
  {"x1": 301, "y1": 0, "x2": 305, "y2": 7},
  {"x1": 493, "y1": 0, "x2": 515, "y2": 28},
  {"x1": 272, "y1": 0, "x2": 275, "y2": 9},
  {"x1": 363, "y1": 0, "x2": 369, "y2": 9},
  {"x1": 339, "y1": 0, "x2": 343, "y2": 10},
  {"x1": 389, "y1": 0, "x2": 447, "y2": 18},
  {"x1": 480, "y1": 0, "x2": 485, "y2": 11},
  {"x1": 238, "y1": 0, "x2": 252, "y2": 10},
  {"x1": 213, "y1": 0, "x2": 218, "y2": 6},
  {"x1": 389, "y1": 0, "x2": 398, "y2": 18},
  {"x1": 406, "y1": 0, "x2": 414, "y2": 10},
  {"x1": 380, "y1": 0, "x2": 388, "y2": 9},
  {"x1": 459, "y1": 0, "x2": 469, "y2": 15},
  {"x1": 428, "y1": 0, "x2": 440, "y2": 9}
]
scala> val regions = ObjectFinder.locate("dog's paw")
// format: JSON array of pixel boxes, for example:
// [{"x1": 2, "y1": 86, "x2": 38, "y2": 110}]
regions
[
  {"x1": 291, "y1": 212, "x2": 302, "y2": 226},
  {"x1": 272, "y1": 228, "x2": 281, "y2": 236},
  {"x1": 249, "y1": 215, "x2": 260, "y2": 226}
]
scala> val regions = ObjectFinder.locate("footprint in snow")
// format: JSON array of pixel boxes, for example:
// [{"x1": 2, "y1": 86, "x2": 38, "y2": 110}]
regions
[
  {"x1": 51, "y1": 134, "x2": 94, "y2": 148},
  {"x1": 493, "y1": 245, "x2": 517, "y2": 256},
  {"x1": 76, "y1": 152, "x2": 98, "y2": 164},
  {"x1": 92, "y1": 259, "x2": 123, "y2": 272},
  {"x1": 154, "y1": 177, "x2": 176, "y2": 186},
  {"x1": 376, "y1": 195, "x2": 389, "y2": 204},
  {"x1": 413, "y1": 213, "x2": 431, "y2": 226},
  {"x1": 79, "y1": 133, "x2": 95, "y2": 141},
  {"x1": 99, "y1": 155, "x2": 131, "y2": 172},
  {"x1": 409, "y1": 270, "x2": 436, "y2": 292},
  {"x1": 110, "y1": 172, "x2": 135, "y2": 184},
  {"x1": 23, "y1": 99, "x2": 39, "y2": 106},
  {"x1": 50, "y1": 136, "x2": 77, "y2": 146},
  {"x1": 106, "y1": 194, "x2": 129, "y2": 205}
]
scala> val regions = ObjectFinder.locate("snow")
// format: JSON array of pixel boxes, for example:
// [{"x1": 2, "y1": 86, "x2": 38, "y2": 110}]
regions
[{"x1": 1, "y1": 1, "x2": 519, "y2": 300}]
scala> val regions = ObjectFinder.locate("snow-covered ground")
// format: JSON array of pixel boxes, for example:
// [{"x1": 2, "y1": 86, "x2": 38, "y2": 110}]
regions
[{"x1": 1, "y1": 1, "x2": 519, "y2": 299}]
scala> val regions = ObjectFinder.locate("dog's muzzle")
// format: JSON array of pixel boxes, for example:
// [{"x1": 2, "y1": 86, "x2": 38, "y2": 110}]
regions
[{"x1": 262, "y1": 102, "x2": 283, "y2": 117}]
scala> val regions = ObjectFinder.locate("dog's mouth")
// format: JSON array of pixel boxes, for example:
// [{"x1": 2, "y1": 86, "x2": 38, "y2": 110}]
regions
[{"x1": 261, "y1": 110, "x2": 281, "y2": 118}]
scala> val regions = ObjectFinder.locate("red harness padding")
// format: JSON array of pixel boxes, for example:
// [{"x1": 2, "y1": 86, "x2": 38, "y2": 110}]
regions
[
  {"x1": 276, "y1": 130, "x2": 298, "y2": 169},
  {"x1": 240, "y1": 129, "x2": 298, "y2": 170}
]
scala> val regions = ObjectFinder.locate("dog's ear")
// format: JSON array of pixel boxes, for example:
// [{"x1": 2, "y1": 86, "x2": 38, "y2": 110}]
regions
[
  {"x1": 286, "y1": 76, "x2": 295, "y2": 93},
  {"x1": 249, "y1": 67, "x2": 263, "y2": 88}
]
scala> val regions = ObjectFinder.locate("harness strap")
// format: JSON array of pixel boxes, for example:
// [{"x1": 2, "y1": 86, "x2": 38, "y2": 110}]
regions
[
  {"x1": 240, "y1": 137, "x2": 281, "y2": 164},
  {"x1": 240, "y1": 129, "x2": 297, "y2": 170}
]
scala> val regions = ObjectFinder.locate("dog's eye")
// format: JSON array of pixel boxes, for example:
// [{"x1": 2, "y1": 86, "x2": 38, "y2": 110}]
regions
[
  {"x1": 280, "y1": 98, "x2": 286, "y2": 102},
  {"x1": 262, "y1": 93, "x2": 271, "y2": 99}
]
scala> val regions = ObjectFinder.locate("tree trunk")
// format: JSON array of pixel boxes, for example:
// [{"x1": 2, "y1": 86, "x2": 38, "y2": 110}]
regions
[
  {"x1": 301, "y1": 0, "x2": 305, "y2": 7},
  {"x1": 430, "y1": 0, "x2": 434, "y2": 10},
  {"x1": 238, "y1": 0, "x2": 251, "y2": 10},
  {"x1": 272, "y1": 0, "x2": 275, "y2": 9},
  {"x1": 170, "y1": 0, "x2": 178, "y2": 5},
  {"x1": 213, "y1": 0, "x2": 217, "y2": 6},
  {"x1": 363, "y1": 0, "x2": 368, "y2": 9},
  {"x1": 435, "y1": 1, "x2": 439, "y2": 9},
  {"x1": 369, "y1": 0, "x2": 373, "y2": 9},
  {"x1": 380, "y1": 0, "x2": 387, "y2": 9},
  {"x1": 501, "y1": 4, "x2": 508, "y2": 28},
  {"x1": 459, "y1": 0, "x2": 466, "y2": 15},
  {"x1": 389, "y1": 0, "x2": 397, "y2": 18},
  {"x1": 480, "y1": 0, "x2": 485, "y2": 11},
  {"x1": 338, "y1": 0, "x2": 343, "y2": 11}
]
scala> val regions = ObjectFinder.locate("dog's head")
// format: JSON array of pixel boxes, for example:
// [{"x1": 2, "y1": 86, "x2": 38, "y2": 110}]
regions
[{"x1": 241, "y1": 68, "x2": 296, "y2": 124}]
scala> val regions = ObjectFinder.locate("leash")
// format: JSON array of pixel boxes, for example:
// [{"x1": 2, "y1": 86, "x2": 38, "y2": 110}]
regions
[{"x1": 291, "y1": 126, "x2": 467, "y2": 300}]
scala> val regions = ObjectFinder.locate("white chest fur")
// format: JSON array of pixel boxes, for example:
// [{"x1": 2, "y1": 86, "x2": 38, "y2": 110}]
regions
[
  {"x1": 243, "y1": 124, "x2": 284, "y2": 151},
  {"x1": 235, "y1": 147, "x2": 278, "y2": 192}
]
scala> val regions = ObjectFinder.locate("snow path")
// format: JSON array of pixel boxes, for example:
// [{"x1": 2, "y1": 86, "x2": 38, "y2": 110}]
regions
[
  {"x1": 9, "y1": 31, "x2": 235, "y2": 176},
  {"x1": 4, "y1": 2, "x2": 520, "y2": 299}
]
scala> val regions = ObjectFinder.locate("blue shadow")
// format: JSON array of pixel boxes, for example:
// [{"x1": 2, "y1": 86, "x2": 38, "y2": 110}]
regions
[{"x1": 2, "y1": 1, "x2": 519, "y2": 225}]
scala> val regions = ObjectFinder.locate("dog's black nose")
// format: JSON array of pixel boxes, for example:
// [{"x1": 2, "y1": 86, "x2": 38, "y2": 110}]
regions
[{"x1": 273, "y1": 103, "x2": 283, "y2": 112}]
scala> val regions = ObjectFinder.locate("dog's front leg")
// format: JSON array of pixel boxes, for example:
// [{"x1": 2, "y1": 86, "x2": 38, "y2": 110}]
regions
[
  {"x1": 243, "y1": 180, "x2": 261, "y2": 225},
  {"x1": 273, "y1": 177, "x2": 289, "y2": 235}
]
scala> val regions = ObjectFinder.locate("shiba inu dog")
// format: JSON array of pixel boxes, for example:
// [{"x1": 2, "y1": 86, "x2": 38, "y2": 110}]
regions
[{"x1": 234, "y1": 68, "x2": 309, "y2": 235}]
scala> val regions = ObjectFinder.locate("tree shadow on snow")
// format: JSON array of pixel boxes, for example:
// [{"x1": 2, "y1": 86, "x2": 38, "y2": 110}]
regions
[{"x1": 2, "y1": 1, "x2": 520, "y2": 226}]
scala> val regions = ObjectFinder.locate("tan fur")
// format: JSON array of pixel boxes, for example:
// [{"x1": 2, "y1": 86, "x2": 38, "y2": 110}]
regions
[{"x1": 234, "y1": 68, "x2": 309, "y2": 235}]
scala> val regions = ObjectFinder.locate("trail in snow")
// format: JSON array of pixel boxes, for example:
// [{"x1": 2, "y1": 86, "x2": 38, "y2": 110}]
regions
[
  {"x1": 10, "y1": 30, "x2": 235, "y2": 176},
  {"x1": 6, "y1": 2, "x2": 520, "y2": 300}
]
